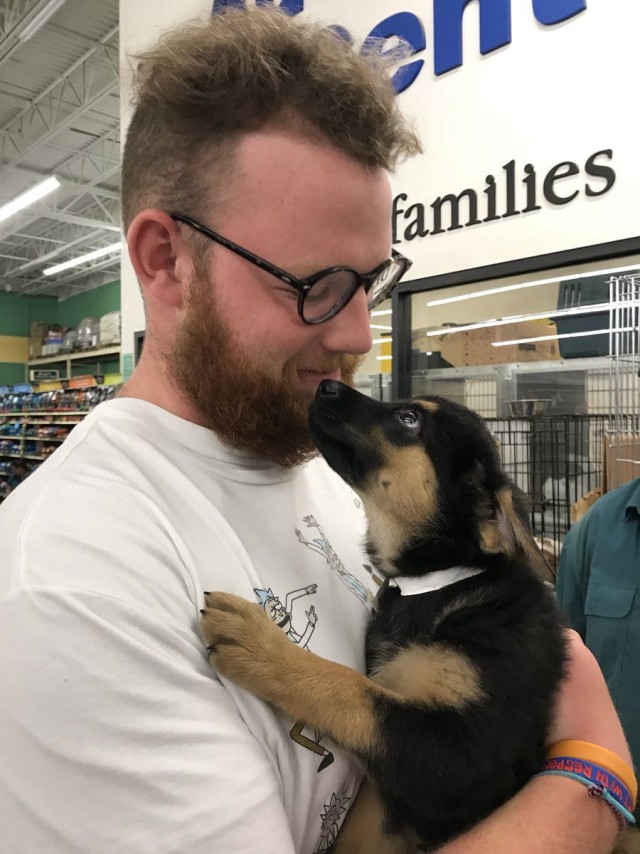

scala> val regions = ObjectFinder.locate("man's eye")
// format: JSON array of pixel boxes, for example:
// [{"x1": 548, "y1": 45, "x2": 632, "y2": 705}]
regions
[
  {"x1": 305, "y1": 283, "x2": 331, "y2": 303},
  {"x1": 396, "y1": 410, "x2": 421, "y2": 430}
]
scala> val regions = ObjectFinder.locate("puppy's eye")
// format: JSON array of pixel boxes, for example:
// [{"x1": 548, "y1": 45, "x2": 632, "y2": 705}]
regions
[{"x1": 396, "y1": 410, "x2": 421, "y2": 431}]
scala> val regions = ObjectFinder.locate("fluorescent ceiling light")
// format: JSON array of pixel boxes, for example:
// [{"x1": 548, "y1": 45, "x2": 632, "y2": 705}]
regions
[
  {"x1": 425, "y1": 301, "x2": 635, "y2": 338},
  {"x1": 377, "y1": 355, "x2": 393, "y2": 361},
  {"x1": 19, "y1": 0, "x2": 66, "y2": 42},
  {"x1": 428, "y1": 276, "x2": 559, "y2": 307},
  {"x1": 44, "y1": 241, "x2": 122, "y2": 276},
  {"x1": 371, "y1": 309, "x2": 393, "y2": 317},
  {"x1": 426, "y1": 264, "x2": 640, "y2": 308},
  {"x1": 370, "y1": 324, "x2": 393, "y2": 331},
  {"x1": 372, "y1": 338, "x2": 392, "y2": 345},
  {"x1": 0, "y1": 176, "x2": 60, "y2": 223},
  {"x1": 491, "y1": 327, "x2": 635, "y2": 348}
]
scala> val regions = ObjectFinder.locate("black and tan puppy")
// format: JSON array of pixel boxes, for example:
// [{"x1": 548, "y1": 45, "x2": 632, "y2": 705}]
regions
[{"x1": 201, "y1": 380, "x2": 568, "y2": 852}]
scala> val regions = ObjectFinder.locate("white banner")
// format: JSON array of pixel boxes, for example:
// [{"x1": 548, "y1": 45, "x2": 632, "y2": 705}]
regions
[{"x1": 120, "y1": 0, "x2": 640, "y2": 356}]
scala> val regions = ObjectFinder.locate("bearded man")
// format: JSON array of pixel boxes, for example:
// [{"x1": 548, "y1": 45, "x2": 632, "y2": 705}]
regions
[{"x1": 0, "y1": 9, "x2": 631, "y2": 854}]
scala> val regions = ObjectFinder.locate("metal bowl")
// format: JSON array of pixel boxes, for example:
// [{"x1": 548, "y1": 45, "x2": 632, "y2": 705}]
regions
[{"x1": 509, "y1": 399, "x2": 550, "y2": 417}]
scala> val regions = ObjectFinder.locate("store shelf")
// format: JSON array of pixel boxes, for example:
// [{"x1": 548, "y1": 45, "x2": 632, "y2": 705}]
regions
[
  {"x1": 0, "y1": 411, "x2": 87, "y2": 417},
  {"x1": 1, "y1": 440, "x2": 69, "y2": 445},
  {"x1": 0, "y1": 452, "x2": 45, "y2": 461},
  {"x1": 0, "y1": 406, "x2": 88, "y2": 468},
  {"x1": 27, "y1": 346, "x2": 120, "y2": 367}
]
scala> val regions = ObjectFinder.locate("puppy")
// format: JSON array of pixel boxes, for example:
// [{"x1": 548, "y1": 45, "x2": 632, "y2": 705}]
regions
[
  {"x1": 533, "y1": 535, "x2": 560, "y2": 579},
  {"x1": 201, "y1": 381, "x2": 571, "y2": 852}
]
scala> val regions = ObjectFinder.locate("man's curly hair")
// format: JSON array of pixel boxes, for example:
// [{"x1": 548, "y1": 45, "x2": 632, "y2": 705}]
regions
[{"x1": 121, "y1": 8, "x2": 421, "y2": 231}]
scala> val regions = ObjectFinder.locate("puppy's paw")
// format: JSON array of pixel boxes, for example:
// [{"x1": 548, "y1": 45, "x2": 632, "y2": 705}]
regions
[{"x1": 200, "y1": 592, "x2": 290, "y2": 697}]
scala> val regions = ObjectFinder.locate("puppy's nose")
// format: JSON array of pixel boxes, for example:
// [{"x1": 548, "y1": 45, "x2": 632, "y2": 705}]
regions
[{"x1": 317, "y1": 379, "x2": 342, "y2": 397}]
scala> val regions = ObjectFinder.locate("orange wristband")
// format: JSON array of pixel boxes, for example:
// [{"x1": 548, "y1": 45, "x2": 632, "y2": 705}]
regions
[{"x1": 546, "y1": 740, "x2": 637, "y2": 807}]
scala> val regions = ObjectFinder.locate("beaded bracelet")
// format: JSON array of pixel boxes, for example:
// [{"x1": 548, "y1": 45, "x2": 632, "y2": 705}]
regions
[
  {"x1": 546, "y1": 740, "x2": 638, "y2": 804},
  {"x1": 534, "y1": 769, "x2": 636, "y2": 831},
  {"x1": 534, "y1": 740, "x2": 638, "y2": 831}
]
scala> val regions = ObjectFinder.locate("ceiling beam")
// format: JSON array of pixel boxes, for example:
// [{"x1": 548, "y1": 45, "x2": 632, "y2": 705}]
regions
[
  {"x1": 0, "y1": 0, "x2": 55, "y2": 66},
  {"x1": 20, "y1": 253, "x2": 120, "y2": 294},
  {"x1": 8, "y1": 227, "x2": 108, "y2": 273},
  {"x1": 0, "y1": 25, "x2": 119, "y2": 171}
]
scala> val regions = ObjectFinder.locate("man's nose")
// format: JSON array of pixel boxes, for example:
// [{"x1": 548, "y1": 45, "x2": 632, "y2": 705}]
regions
[{"x1": 317, "y1": 286, "x2": 373, "y2": 355}]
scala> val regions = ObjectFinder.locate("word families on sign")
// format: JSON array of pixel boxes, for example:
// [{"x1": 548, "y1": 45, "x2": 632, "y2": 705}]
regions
[{"x1": 392, "y1": 149, "x2": 614, "y2": 244}]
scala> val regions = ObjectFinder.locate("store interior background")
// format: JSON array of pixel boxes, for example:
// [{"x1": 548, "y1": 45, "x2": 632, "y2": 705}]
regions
[{"x1": 1, "y1": 0, "x2": 640, "y2": 562}]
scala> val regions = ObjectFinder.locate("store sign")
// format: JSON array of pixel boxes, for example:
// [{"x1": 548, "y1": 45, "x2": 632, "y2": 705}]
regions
[
  {"x1": 119, "y1": 0, "x2": 638, "y2": 347},
  {"x1": 393, "y1": 148, "x2": 615, "y2": 244},
  {"x1": 212, "y1": 0, "x2": 587, "y2": 91},
  {"x1": 29, "y1": 369, "x2": 60, "y2": 382}
]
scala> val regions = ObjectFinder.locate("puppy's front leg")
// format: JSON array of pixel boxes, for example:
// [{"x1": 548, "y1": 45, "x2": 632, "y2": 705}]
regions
[{"x1": 200, "y1": 592, "x2": 389, "y2": 757}]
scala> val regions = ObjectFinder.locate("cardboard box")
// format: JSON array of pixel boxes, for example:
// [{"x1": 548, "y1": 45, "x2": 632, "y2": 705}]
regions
[
  {"x1": 28, "y1": 322, "x2": 49, "y2": 359},
  {"x1": 30, "y1": 321, "x2": 48, "y2": 338},
  {"x1": 439, "y1": 320, "x2": 561, "y2": 368}
]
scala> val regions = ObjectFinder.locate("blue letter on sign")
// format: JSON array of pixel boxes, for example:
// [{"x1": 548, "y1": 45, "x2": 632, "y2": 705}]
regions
[
  {"x1": 255, "y1": 0, "x2": 303, "y2": 12},
  {"x1": 532, "y1": 0, "x2": 586, "y2": 26},
  {"x1": 212, "y1": 0, "x2": 303, "y2": 13},
  {"x1": 363, "y1": 12, "x2": 426, "y2": 94},
  {"x1": 433, "y1": 0, "x2": 512, "y2": 76}
]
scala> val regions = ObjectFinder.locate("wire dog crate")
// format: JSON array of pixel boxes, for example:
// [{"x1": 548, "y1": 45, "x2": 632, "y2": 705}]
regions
[
  {"x1": 607, "y1": 274, "x2": 640, "y2": 488},
  {"x1": 486, "y1": 415, "x2": 607, "y2": 564},
  {"x1": 483, "y1": 273, "x2": 640, "y2": 564}
]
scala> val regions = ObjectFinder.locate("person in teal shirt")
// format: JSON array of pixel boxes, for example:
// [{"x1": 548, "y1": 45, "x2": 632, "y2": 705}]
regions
[{"x1": 557, "y1": 478, "x2": 640, "y2": 788}]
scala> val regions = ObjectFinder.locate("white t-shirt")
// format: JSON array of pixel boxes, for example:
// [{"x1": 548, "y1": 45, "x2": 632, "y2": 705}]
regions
[{"x1": 0, "y1": 399, "x2": 377, "y2": 854}]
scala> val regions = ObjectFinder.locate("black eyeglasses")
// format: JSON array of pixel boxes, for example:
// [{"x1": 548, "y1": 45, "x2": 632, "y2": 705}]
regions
[{"x1": 170, "y1": 212, "x2": 412, "y2": 325}]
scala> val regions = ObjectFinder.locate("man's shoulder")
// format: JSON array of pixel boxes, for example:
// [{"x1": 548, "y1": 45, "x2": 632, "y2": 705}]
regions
[
  {"x1": 583, "y1": 478, "x2": 640, "y2": 525},
  {"x1": 0, "y1": 401, "x2": 156, "y2": 514}
]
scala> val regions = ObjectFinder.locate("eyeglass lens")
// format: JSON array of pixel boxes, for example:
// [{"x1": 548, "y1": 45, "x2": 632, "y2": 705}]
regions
[{"x1": 302, "y1": 260, "x2": 401, "y2": 322}]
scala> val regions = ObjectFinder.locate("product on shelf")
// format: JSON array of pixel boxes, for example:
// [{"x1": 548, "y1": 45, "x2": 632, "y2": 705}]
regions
[
  {"x1": 99, "y1": 311, "x2": 121, "y2": 346},
  {"x1": 0, "y1": 386, "x2": 117, "y2": 413},
  {"x1": 0, "y1": 386, "x2": 118, "y2": 497},
  {"x1": 76, "y1": 317, "x2": 99, "y2": 350}
]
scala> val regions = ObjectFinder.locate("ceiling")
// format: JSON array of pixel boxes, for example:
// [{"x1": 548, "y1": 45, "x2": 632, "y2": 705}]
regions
[{"x1": 0, "y1": 0, "x2": 120, "y2": 299}]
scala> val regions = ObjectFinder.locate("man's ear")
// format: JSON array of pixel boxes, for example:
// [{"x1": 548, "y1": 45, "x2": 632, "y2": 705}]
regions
[
  {"x1": 478, "y1": 486, "x2": 556, "y2": 584},
  {"x1": 127, "y1": 209, "x2": 188, "y2": 309}
]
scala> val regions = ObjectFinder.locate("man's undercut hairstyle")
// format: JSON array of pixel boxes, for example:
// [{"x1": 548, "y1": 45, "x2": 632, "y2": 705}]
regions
[{"x1": 121, "y1": 8, "x2": 422, "y2": 232}]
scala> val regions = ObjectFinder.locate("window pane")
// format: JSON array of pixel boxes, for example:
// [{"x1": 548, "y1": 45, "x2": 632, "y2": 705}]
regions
[
  {"x1": 354, "y1": 297, "x2": 393, "y2": 400},
  {"x1": 410, "y1": 254, "x2": 640, "y2": 566}
]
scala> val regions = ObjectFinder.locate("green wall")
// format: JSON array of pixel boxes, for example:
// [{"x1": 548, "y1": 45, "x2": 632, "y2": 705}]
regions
[
  {"x1": 57, "y1": 280, "x2": 120, "y2": 329},
  {"x1": 0, "y1": 293, "x2": 58, "y2": 336},
  {"x1": 0, "y1": 281, "x2": 120, "y2": 386},
  {"x1": 0, "y1": 363, "x2": 27, "y2": 385}
]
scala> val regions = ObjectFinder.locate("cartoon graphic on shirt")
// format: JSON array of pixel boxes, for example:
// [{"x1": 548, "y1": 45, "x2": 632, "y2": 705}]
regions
[
  {"x1": 253, "y1": 583, "x2": 333, "y2": 769},
  {"x1": 362, "y1": 562, "x2": 385, "y2": 589},
  {"x1": 254, "y1": 584, "x2": 318, "y2": 648},
  {"x1": 314, "y1": 783, "x2": 352, "y2": 853},
  {"x1": 295, "y1": 515, "x2": 375, "y2": 612},
  {"x1": 290, "y1": 721, "x2": 334, "y2": 772}
]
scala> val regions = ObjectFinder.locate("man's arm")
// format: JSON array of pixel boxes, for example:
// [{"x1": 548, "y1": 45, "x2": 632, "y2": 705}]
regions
[{"x1": 439, "y1": 632, "x2": 631, "y2": 853}]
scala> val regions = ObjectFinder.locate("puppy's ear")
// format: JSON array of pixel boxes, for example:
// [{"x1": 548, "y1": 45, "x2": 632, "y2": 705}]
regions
[{"x1": 479, "y1": 486, "x2": 556, "y2": 584}]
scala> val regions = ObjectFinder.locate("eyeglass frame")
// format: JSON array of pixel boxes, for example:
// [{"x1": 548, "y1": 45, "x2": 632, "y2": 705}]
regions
[{"x1": 170, "y1": 212, "x2": 412, "y2": 325}]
